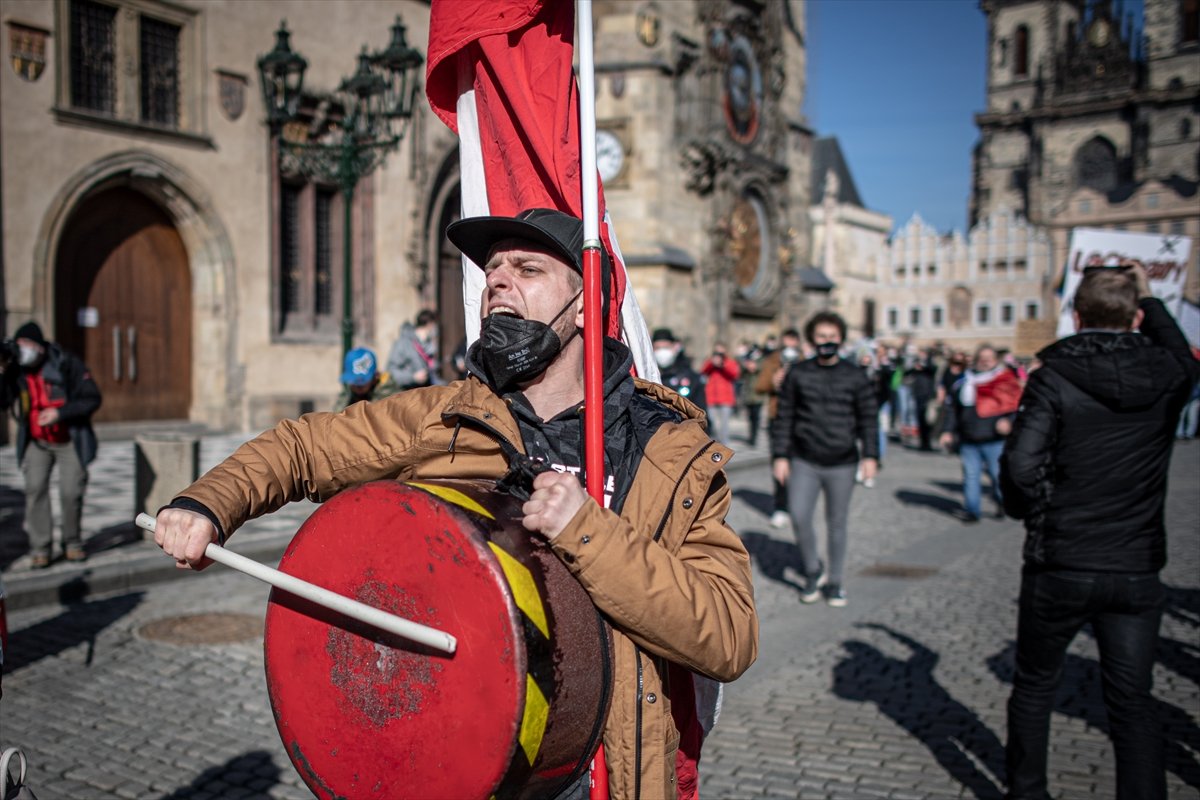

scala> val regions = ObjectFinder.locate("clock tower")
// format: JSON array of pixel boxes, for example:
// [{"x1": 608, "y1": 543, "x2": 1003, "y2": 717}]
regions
[
  {"x1": 971, "y1": 0, "x2": 1199, "y2": 307},
  {"x1": 591, "y1": 0, "x2": 812, "y2": 351}
]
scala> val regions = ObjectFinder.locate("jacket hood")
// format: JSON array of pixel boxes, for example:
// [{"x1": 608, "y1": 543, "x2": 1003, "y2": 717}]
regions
[
  {"x1": 635, "y1": 375, "x2": 706, "y2": 423},
  {"x1": 1038, "y1": 332, "x2": 1184, "y2": 410}
]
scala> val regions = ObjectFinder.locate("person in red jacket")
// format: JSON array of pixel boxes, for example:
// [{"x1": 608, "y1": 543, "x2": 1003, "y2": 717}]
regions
[{"x1": 701, "y1": 343, "x2": 740, "y2": 445}]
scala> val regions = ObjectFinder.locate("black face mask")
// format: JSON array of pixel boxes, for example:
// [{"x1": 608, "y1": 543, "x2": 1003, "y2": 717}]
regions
[
  {"x1": 815, "y1": 342, "x2": 840, "y2": 360},
  {"x1": 479, "y1": 293, "x2": 580, "y2": 390}
]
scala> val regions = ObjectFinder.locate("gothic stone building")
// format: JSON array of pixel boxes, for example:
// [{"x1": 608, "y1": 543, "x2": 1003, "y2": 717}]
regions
[
  {"x1": 1, "y1": 0, "x2": 811, "y2": 431},
  {"x1": 594, "y1": 0, "x2": 813, "y2": 355},
  {"x1": 972, "y1": 0, "x2": 1200, "y2": 301}
]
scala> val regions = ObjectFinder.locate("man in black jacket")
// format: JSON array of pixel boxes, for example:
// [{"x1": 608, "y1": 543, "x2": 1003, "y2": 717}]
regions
[
  {"x1": 1, "y1": 322, "x2": 102, "y2": 567},
  {"x1": 1000, "y1": 265, "x2": 1197, "y2": 800},
  {"x1": 651, "y1": 328, "x2": 706, "y2": 413},
  {"x1": 771, "y1": 312, "x2": 878, "y2": 606}
]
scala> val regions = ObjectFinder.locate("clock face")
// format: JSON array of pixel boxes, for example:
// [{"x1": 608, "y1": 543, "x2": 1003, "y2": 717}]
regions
[
  {"x1": 1088, "y1": 19, "x2": 1110, "y2": 47},
  {"x1": 730, "y1": 198, "x2": 763, "y2": 289},
  {"x1": 596, "y1": 129, "x2": 625, "y2": 183},
  {"x1": 723, "y1": 35, "x2": 763, "y2": 144}
]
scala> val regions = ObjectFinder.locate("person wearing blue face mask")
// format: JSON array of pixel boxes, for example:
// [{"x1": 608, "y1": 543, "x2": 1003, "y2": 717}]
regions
[{"x1": 771, "y1": 312, "x2": 879, "y2": 607}]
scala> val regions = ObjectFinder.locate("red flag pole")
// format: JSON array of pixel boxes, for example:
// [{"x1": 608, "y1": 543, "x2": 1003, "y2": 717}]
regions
[{"x1": 576, "y1": 3, "x2": 609, "y2": 798}]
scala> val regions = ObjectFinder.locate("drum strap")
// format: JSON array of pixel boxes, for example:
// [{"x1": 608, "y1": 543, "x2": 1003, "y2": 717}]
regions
[{"x1": 494, "y1": 442, "x2": 554, "y2": 502}]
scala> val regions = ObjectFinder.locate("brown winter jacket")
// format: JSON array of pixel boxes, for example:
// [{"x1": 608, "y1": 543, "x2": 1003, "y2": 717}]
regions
[{"x1": 178, "y1": 374, "x2": 759, "y2": 799}]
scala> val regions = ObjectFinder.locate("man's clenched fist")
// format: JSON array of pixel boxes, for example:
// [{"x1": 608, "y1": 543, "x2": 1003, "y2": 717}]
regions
[
  {"x1": 154, "y1": 507, "x2": 219, "y2": 570},
  {"x1": 521, "y1": 470, "x2": 588, "y2": 541}
]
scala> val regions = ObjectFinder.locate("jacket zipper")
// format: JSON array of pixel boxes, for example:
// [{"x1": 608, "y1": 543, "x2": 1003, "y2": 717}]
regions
[
  {"x1": 633, "y1": 440, "x2": 712, "y2": 797},
  {"x1": 634, "y1": 647, "x2": 644, "y2": 800}
]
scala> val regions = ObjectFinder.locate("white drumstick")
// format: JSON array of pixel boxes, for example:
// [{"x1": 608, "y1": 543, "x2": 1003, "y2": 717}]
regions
[{"x1": 135, "y1": 513, "x2": 457, "y2": 655}]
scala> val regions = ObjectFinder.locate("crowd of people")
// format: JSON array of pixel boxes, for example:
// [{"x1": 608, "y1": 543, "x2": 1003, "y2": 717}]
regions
[{"x1": 2, "y1": 201, "x2": 1193, "y2": 800}]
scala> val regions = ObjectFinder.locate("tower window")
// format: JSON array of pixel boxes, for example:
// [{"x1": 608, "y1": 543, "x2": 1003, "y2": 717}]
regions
[
  {"x1": 1014, "y1": 25, "x2": 1030, "y2": 77},
  {"x1": 1184, "y1": 0, "x2": 1199, "y2": 43},
  {"x1": 1073, "y1": 137, "x2": 1119, "y2": 193}
]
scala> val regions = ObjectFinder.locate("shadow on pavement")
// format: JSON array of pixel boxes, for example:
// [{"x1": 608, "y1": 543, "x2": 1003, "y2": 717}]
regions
[
  {"x1": 988, "y1": 639, "x2": 1200, "y2": 791},
  {"x1": 3, "y1": 586, "x2": 144, "y2": 672},
  {"x1": 894, "y1": 489, "x2": 964, "y2": 518},
  {"x1": 739, "y1": 531, "x2": 804, "y2": 590},
  {"x1": 1164, "y1": 584, "x2": 1200, "y2": 627},
  {"x1": 834, "y1": 623, "x2": 1006, "y2": 799},
  {"x1": 732, "y1": 487, "x2": 774, "y2": 518},
  {"x1": 85, "y1": 520, "x2": 143, "y2": 555},
  {"x1": 158, "y1": 750, "x2": 283, "y2": 799},
  {"x1": 0, "y1": 484, "x2": 29, "y2": 570}
]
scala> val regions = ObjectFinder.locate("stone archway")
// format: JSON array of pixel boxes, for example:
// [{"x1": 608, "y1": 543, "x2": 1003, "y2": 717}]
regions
[{"x1": 33, "y1": 151, "x2": 239, "y2": 429}]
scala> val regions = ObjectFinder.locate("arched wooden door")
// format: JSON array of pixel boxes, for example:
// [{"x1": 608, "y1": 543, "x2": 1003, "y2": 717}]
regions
[{"x1": 55, "y1": 187, "x2": 192, "y2": 422}]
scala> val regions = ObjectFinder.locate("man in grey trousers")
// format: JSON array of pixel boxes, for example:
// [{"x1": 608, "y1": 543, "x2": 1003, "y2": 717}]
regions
[{"x1": 771, "y1": 312, "x2": 878, "y2": 606}]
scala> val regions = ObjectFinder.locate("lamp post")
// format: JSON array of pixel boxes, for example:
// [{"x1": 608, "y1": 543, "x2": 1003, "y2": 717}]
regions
[{"x1": 258, "y1": 18, "x2": 424, "y2": 358}]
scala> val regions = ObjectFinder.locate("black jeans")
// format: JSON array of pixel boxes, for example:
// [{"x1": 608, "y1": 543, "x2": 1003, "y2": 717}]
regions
[{"x1": 1006, "y1": 569, "x2": 1166, "y2": 800}]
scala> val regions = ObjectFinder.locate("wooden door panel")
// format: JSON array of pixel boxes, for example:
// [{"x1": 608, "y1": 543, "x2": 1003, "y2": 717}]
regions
[{"x1": 57, "y1": 188, "x2": 191, "y2": 422}]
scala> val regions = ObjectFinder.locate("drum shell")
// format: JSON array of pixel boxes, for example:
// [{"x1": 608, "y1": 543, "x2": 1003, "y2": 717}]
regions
[{"x1": 263, "y1": 479, "x2": 612, "y2": 800}]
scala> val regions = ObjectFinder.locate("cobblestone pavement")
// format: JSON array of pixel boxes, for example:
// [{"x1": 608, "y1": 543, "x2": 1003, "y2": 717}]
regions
[{"x1": 1, "y1": 431, "x2": 1197, "y2": 799}]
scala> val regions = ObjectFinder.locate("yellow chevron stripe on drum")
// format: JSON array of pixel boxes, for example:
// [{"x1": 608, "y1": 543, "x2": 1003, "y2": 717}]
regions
[
  {"x1": 519, "y1": 673, "x2": 550, "y2": 765},
  {"x1": 406, "y1": 482, "x2": 495, "y2": 520},
  {"x1": 487, "y1": 542, "x2": 550, "y2": 639}
]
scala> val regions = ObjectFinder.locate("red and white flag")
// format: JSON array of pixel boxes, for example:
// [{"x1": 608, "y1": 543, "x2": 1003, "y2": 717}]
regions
[{"x1": 426, "y1": 0, "x2": 657, "y2": 380}]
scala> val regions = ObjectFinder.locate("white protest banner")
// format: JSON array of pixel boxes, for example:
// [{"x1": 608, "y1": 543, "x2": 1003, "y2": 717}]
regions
[{"x1": 1057, "y1": 228, "x2": 1192, "y2": 338}]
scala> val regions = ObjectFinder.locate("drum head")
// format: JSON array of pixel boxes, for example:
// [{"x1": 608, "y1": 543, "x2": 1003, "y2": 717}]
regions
[{"x1": 264, "y1": 481, "x2": 524, "y2": 800}]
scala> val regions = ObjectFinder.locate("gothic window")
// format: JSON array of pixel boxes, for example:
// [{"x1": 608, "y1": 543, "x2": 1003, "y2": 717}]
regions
[
  {"x1": 70, "y1": 0, "x2": 116, "y2": 114},
  {"x1": 1073, "y1": 137, "x2": 1119, "y2": 193},
  {"x1": 62, "y1": 0, "x2": 197, "y2": 133},
  {"x1": 276, "y1": 180, "x2": 342, "y2": 338},
  {"x1": 1184, "y1": 0, "x2": 1199, "y2": 43},
  {"x1": 1014, "y1": 26, "x2": 1030, "y2": 77},
  {"x1": 139, "y1": 16, "x2": 180, "y2": 127}
]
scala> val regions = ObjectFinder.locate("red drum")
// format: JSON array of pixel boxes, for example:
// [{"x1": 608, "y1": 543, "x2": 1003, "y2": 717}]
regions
[{"x1": 263, "y1": 480, "x2": 611, "y2": 799}]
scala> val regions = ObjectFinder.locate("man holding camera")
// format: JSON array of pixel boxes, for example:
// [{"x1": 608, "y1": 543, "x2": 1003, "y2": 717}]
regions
[
  {"x1": 1000, "y1": 264, "x2": 1198, "y2": 799},
  {"x1": 1, "y1": 322, "x2": 101, "y2": 567}
]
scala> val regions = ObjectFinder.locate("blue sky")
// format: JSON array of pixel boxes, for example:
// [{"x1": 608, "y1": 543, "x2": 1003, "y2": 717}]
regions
[{"x1": 805, "y1": 0, "x2": 988, "y2": 235}]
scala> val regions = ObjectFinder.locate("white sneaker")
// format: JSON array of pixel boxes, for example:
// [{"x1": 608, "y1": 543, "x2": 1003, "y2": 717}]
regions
[
  {"x1": 770, "y1": 510, "x2": 790, "y2": 529},
  {"x1": 862, "y1": 477, "x2": 875, "y2": 489}
]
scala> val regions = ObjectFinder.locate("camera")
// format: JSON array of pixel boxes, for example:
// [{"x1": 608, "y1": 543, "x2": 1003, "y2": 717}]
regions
[{"x1": 0, "y1": 338, "x2": 18, "y2": 365}]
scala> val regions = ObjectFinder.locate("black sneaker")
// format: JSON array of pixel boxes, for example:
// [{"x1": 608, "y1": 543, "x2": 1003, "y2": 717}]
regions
[
  {"x1": 799, "y1": 563, "x2": 826, "y2": 604},
  {"x1": 823, "y1": 584, "x2": 847, "y2": 608}
]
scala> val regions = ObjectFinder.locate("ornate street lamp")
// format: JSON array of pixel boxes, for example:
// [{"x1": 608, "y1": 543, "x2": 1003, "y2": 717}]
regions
[{"x1": 257, "y1": 18, "x2": 424, "y2": 358}]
